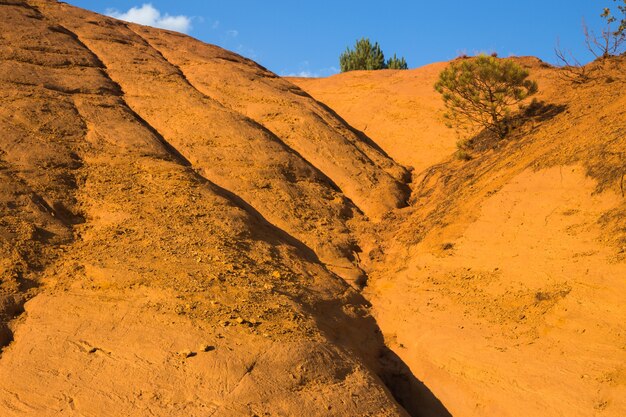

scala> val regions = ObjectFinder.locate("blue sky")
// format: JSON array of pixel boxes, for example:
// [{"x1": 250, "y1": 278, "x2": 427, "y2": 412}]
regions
[{"x1": 66, "y1": 1, "x2": 615, "y2": 77}]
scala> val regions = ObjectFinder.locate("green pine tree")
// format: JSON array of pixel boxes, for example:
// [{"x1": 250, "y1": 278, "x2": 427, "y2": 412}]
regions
[
  {"x1": 434, "y1": 55, "x2": 538, "y2": 139},
  {"x1": 386, "y1": 54, "x2": 408, "y2": 70},
  {"x1": 339, "y1": 38, "x2": 386, "y2": 72}
]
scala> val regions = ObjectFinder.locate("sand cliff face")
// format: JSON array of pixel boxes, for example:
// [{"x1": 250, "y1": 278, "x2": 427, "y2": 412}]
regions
[
  {"x1": 1, "y1": 1, "x2": 625, "y2": 416},
  {"x1": 0, "y1": 1, "x2": 416, "y2": 415},
  {"x1": 294, "y1": 57, "x2": 626, "y2": 416}
]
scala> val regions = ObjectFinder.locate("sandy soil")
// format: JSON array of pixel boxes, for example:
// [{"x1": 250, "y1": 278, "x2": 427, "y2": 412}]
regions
[
  {"x1": 1, "y1": 1, "x2": 625, "y2": 416},
  {"x1": 367, "y1": 166, "x2": 626, "y2": 416},
  {"x1": 296, "y1": 56, "x2": 626, "y2": 416},
  {"x1": 289, "y1": 64, "x2": 456, "y2": 173},
  {"x1": 0, "y1": 1, "x2": 412, "y2": 415}
]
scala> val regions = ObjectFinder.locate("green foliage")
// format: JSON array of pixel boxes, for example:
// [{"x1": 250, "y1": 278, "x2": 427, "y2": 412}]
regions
[
  {"x1": 386, "y1": 54, "x2": 408, "y2": 70},
  {"x1": 595, "y1": 0, "x2": 626, "y2": 57},
  {"x1": 340, "y1": 38, "x2": 408, "y2": 72},
  {"x1": 340, "y1": 38, "x2": 385, "y2": 71},
  {"x1": 434, "y1": 55, "x2": 538, "y2": 139},
  {"x1": 602, "y1": 0, "x2": 626, "y2": 37}
]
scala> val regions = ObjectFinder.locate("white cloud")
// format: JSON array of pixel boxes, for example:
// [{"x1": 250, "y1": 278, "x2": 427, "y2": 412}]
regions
[
  {"x1": 281, "y1": 65, "x2": 339, "y2": 78},
  {"x1": 106, "y1": 4, "x2": 192, "y2": 34},
  {"x1": 284, "y1": 70, "x2": 317, "y2": 78}
]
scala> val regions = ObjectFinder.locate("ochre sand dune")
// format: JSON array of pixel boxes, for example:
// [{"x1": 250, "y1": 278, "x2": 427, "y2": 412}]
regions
[
  {"x1": 294, "y1": 57, "x2": 626, "y2": 416},
  {"x1": 1, "y1": 0, "x2": 625, "y2": 416},
  {"x1": 290, "y1": 63, "x2": 455, "y2": 173},
  {"x1": 0, "y1": 1, "x2": 413, "y2": 415}
]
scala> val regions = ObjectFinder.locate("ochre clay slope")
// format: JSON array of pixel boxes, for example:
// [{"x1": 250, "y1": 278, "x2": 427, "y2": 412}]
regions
[
  {"x1": 289, "y1": 64, "x2": 455, "y2": 173},
  {"x1": 131, "y1": 25, "x2": 411, "y2": 208},
  {"x1": 2, "y1": 0, "x2": 625, "y2": 416},
  {"x1": 290, "y1": 58, "x2": 561, "y2": 176},
  {"x1": 307, "y1": 57, "x2": 624, "y2": 417},
  {"x1": 0, "y1": 1, "x2": 424, "y2": 416},
  {"x1": 37, "y1": 1, "x2": 412, "y2": 286}
]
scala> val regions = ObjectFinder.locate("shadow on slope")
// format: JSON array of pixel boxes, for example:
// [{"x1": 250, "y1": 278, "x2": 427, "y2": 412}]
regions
[
  {"x1": 461, "y1": 101, "x2": 567, "y2": 154},
  {"x1": 307, "y1": 291, "x2": 452, "y2": 417}
]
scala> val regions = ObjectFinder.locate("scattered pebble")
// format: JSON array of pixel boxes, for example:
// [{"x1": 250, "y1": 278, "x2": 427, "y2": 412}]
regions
[{"x1": 178, "y1": 350, "x2": 196, "y2": 358}]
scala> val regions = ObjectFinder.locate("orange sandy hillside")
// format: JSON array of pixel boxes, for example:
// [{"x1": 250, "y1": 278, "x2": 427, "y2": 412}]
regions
[
  {"x1": 311, "y1": 58, "x2": 625, "y2": 417},
  {"x1": 42, "y1": 3, "x2": 413, "y2": 286},
  {"x1": 290, "y1": 57, "x2": 560, "y2": 175},
  {"x1": 0, "y1": 1, "x2": 421, "y2": 416},
  {"x1": 289, "y1": 63, "x2": 456, "y2": 173},
  {"x1": 1, "y1": 0, "x2": 625, "y2": 416}
]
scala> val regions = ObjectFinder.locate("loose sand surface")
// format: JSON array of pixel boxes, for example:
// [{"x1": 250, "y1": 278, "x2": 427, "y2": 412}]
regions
[{"x1": 1, "y1": 1, "x2": 625, "y2": 416}]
